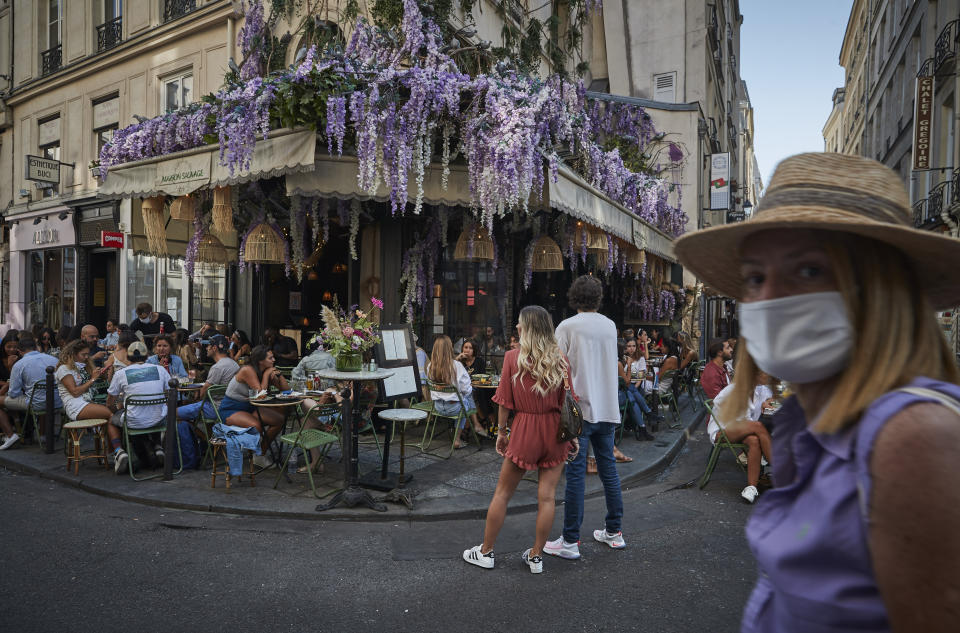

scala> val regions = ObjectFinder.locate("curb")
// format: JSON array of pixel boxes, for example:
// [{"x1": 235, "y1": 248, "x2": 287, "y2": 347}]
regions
[{"x1": 0, "y1": 406, "x2": 708, "y2": 522}]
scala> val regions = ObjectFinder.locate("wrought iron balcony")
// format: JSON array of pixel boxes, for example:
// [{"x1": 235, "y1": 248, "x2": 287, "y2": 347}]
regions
[
  {"x1": 913, "y1": 199, "x2": 928, "y2": 228},
  {"x1": 952, "y1": 167, "x2": 960, "y2": 208},
  {"x1": 707, "y1": 5, "x2": 719, "y2": 50},
  {"x1": 934, "y1": 19, "x2": 958, "y2": 73},
  {"x1": 163, "y1": 0, "x2": 197, "y2": 23},
  {"x1": 927, "y1": 181, "x2": 949, "y2": 221},
  {"x1": 96, "y1": 16, "x2": 123, "y2": 52},
  {"x1": 40, "y1": 45, "x2": 62, "y2": 76}
]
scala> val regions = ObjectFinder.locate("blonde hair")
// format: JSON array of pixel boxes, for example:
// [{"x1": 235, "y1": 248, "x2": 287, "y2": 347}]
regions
[
  {"x1": 427, "y1": 335, "x2": 456, "y2": 386},
  {"x1": 57, "y1": 340, "x2": 88, "y2": 371},
  {"x1": 721, "y1": 232, "x2": 960, "y2": 433},
  {"x1": 515, "y1": 306, "x2": 567, "y2": 396}
]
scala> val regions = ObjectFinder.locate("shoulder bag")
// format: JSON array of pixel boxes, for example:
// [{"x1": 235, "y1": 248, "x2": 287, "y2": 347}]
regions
[{"x1": 557, "y1": 366, "x2": 583, "y2": 443}]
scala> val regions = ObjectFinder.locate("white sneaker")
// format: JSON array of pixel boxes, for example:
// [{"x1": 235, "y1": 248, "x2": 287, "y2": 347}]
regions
[
  {"x1": 462, "y1": 545, "x2": 494, "y2": 569},
  {"x1": 113, "y1": 449, "x2": 129, "y2": 475},
  {"x1": 593, "y1": 529, "x2": 626, "y2": 549},
  {"x1": 761, "y1": 456, "x2": 769, "y2": 467},
  {"x1": 0, "y1": 433, "x2": 20, "y2": 450},
  {"x1": 521, "y1": 548, "x2": 543, "y2": 574},
  {"x1": 543, "y1": 537, "x2": 581, "y2": 559},
  {"x1": 741, "y1": 485, "x2": 759, "y2": 504}
]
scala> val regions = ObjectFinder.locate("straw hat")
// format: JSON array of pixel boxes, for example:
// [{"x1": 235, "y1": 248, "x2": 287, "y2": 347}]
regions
[{"x1": 674, "y1": 152, "x2": 960, "y2": 309}]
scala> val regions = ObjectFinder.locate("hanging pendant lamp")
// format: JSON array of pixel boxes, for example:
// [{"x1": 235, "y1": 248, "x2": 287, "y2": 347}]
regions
[
  {"x1": 453, "y1": 224, "x2": 495, "y2": 261},
  {"x1": 169, "y1": 194, "x2": 196, "y2": 221},
  {"x1": 141, "y1": 196, "x2": 168, "y2": 256},
  {"x1": 242, "y1": 222, "x2": 286, "y2": 264},
  {"x1": 196, "y1": 233, "x2": 229, "y2": 265},
  {"x1": 212, "y1": 186, "x2": 235, "y2": 234},
  {"x1": 531, "y1": 235, "x2": 564, "y2": 271}
]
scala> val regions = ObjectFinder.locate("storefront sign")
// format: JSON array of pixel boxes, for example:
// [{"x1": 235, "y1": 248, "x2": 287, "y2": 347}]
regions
[
  {"x1": 33, "y1": 228, "x2": 59, "y2": 245},
  {"x1": 25, "y1": 155, "x2": 60, "y2": 183},
  {"x1": 727, "y1": 209, "x2": 745, "y2": 223},
  {"x1": 93, "y1": 97, "x2": 119, "y2": 129},
  {"x1": 154, "y1": 154, "x2": 209, "y2": 196},
  {"x1": 710, "y1": 153, "x2": 730, "y2": 210},
  {"x1": 9, "y1": 210, "x2": 77, "y2": 252},
  {"x1": 913, "y1": 76, "x2": 934, "y2": 170},
  {"x1": 100, "y1": 231, "x2": 124, "y2": 248}
]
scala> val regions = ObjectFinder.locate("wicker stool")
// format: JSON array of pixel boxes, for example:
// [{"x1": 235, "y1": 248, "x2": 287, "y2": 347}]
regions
[
  {"x1": 209, "y1": 438, "x2": 256, "y2": 489},
  {"x1": 62, "y1": 419, "x2": 109, "y2": 475}
]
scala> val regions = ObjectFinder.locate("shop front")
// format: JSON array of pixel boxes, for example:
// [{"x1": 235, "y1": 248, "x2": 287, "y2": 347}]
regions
[{"x1": 6, "y1": 207, "x2": 79, "y2": 331}]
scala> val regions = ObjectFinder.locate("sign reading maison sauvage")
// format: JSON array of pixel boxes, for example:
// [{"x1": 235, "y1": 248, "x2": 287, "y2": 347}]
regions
[{"x1": 154, "y1": 154, "x2": 210, "y2": 193}]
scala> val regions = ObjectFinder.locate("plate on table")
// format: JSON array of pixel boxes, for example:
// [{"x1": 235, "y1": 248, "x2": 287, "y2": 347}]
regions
[{"x1": 181, "y1": 383, "x2": 204, "y2": 389}]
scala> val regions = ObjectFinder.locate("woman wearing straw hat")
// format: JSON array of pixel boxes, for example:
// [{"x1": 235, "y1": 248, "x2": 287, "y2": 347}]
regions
[{"x1": 675, "y1": 153, "x2": 960, "y2": 631}]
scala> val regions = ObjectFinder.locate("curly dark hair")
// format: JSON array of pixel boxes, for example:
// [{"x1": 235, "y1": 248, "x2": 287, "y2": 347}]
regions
[{"x1": 567, "y1": 275, "x2": 603, "y2": 312}]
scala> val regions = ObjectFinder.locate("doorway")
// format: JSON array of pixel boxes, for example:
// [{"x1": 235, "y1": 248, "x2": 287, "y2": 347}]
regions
[{"x1": 88, "y1": 250, "x2": 117, "y2": 330}]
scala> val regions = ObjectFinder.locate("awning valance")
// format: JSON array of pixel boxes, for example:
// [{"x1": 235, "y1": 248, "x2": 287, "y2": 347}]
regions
[
  {"x1": 97, "y1": 129, "x2": 317, "y2": 199},
  {"x1": 285, "y1": 154, "x2": 474, "y2": 208}
]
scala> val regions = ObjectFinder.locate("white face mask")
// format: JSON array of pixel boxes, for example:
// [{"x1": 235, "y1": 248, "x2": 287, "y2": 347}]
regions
[
  {"x1": 139, "y1": 316, "x2": 151, "y2": 324},
  {"x1": 738, "y1": 291, "x2": 853, "y2": 384}
]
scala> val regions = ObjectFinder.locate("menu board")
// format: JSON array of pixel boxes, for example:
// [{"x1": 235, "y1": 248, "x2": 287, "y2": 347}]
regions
[{"x1": 374, "y1": 324, "x2": 420, "y2": 401}]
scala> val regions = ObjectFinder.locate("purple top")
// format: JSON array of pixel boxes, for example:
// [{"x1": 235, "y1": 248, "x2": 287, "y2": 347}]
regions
[{"x1": 742, "y1": 376, "x2": 960, "y2": 632}]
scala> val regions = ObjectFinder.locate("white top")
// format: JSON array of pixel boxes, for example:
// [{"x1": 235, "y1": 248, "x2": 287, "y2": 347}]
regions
[
  {"x1": 556, "y1": 312, "x2": 620, "y2": 424},
  {"x1": 55, "y1": 365, "x2": 92, "y2": 414},
  {"x1": 107, "y1": 363, "x2": 171, "y2": 429},
  {"x1": 427, "y1": 360, "x2": 472, "y2": 402},
  {"x1": 629, "y1": 357, "x2": 647, "y2": 378},
  {"x1": 708, "y1": 383, "x2": 774, "y2": 444}
]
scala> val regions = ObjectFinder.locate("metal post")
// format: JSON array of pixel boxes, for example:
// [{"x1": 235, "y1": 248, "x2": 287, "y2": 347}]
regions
[
  {"x1": 44, "y1": 366, "x2": 55, "y2": 454},
  {"x1": 164, "y1": 379, "x2": 178, "y2": 481}
]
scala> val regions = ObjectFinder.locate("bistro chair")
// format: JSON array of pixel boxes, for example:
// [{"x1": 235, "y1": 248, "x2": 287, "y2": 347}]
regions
[
  {"x1": 16, "y1": 379, "x2": 64, "y2": 446},
  {"x1": 119, "y1": 393, "x2": 183, "y2": 482},
  {"x1": 421, "y1": 381, "x2": 481, "y2": 458},
  {"x1": 62, "y1": 418, "x2": 109, "y2": 475},
  {"x1": 194, "y1": 385, "x2": 227, "y2": 467},
  {"x1": 688, "y1": 361, "x2": 707, "y2": 408},
  {"x1": 274, "y1": 402, "x2": 343, "y2": 498},
  {"x1": 698, "y1": 399, "x2": 747, "y2": 489},
  {"x1": 656, "y1": 370, "x2": 682, "y2": 428}
]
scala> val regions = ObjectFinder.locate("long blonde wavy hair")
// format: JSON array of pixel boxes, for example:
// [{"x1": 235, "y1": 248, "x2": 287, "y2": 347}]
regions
[
  {"x1": 427, "y1": 335, "x2": 456, "y2": 386},
  {"x1": 720, "y1": 232, "x2": 960, "y2": 433},
  {"x1": 515, "y1": 305, "x2": 567, "y2": 396}
]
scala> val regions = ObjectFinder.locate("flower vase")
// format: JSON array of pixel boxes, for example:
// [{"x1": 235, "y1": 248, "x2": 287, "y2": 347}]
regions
[{"x1": 335, "y1": 351, "x2": 363, "y2": 372}]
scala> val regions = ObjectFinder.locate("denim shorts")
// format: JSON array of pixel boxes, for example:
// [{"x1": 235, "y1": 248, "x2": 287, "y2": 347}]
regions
[{"x1": 434, "y1": 394, "x2": 476, "y2": 427}]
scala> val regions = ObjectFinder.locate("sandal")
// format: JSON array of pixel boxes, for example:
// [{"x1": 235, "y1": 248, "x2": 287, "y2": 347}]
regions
[{"x1": 613, "y1": 448, "x2": 633, "y2": 463}]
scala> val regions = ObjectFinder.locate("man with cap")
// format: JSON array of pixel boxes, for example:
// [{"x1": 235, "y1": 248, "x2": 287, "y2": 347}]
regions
[
  {"x1": 105, "y1": 341, "x2": 172, "y2": 474},
  {"x1": 176, "y1": 334, "x2": 240, "y2": 425}
]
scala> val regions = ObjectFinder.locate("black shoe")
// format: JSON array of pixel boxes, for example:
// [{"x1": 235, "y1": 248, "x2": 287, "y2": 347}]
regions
[{"x1": 635, "y1": 427, "x2": 655, "y2": 441}]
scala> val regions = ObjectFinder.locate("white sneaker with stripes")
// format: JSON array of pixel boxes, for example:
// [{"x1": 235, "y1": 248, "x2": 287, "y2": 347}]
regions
[{"x1": 462, "y1": 545, "x2": 494, "y2": 569}]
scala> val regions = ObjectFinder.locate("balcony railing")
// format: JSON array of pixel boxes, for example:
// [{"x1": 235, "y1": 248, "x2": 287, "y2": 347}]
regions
[
  {"x1": 952, "y1": 167, "x2": 960, "y2": 208},
  {"x1": 707, "y1": 5, "x2": 719, "y2": 50},
  {"x1": 934, "y1": 19, "x2": 958, "y2": 72},
  {"x1": 913, "y1": 199, "x2": 928, "y2": 227},
  {"x1": 96, "y1": 16, "x2": 123, "y2": 52},
  {"x1": 40, "y1": 45, "x2": 62, "y2": 76},
  {"x1": 163, "y1": 0, "x2": 197, "y2": 23},
  {"x1": 927, "y1": 181, "x2": 949, "y2": 220}
]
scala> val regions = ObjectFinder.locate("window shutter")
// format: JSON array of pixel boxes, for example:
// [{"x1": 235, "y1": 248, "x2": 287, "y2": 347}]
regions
[{"x1": 653, "y1": 72, "x2": 676, "y2": 103}]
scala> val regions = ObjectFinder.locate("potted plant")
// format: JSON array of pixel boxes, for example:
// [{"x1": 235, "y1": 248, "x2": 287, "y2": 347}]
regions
[{"x1": 316, "y1": 299, "x2": 382, "y2": 372}]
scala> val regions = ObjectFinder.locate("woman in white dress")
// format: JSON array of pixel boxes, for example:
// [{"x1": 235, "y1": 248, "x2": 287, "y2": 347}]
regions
[{"x1": 55, "y1": 340, "x2": 113, "y2": 421}]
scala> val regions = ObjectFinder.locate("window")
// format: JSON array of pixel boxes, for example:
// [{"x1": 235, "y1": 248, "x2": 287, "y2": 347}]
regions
[
  {"x1": 26, "y1": 247, "x2": 76, "y2": 328},
  {"x1": 653, "y1": 72, "x2": 677, "y2": 103},
  {"x1": 160, "y1": 258, "x2": 185, "y2": 325},
  {"x1": 98, "y1": 0, "x2": 123, "y2": 51},
  {"x1": 93, "y1": 94, "x2": 119, "y2": 156},
  {"x1": 126, "y1": 252, "x2": 156, "y2": 323},
  {"x1": 163, "y1": 72, "x2": 192, "y2": 113},
  {"x1": 105, "y1": 0, "x2": 122, "y2": 21},
  {"x1": 191, "y1": 264, "x2": 227, "y2": 331},
  {"x1": 40, "y1": 0, "x2": 62, "y2": 75},
  {"x1": 47, "y1": 0, "x2": 61, "y2": 49},
  {"x1": 38, "y1": 114, "x2": 60, "y2": 197}
]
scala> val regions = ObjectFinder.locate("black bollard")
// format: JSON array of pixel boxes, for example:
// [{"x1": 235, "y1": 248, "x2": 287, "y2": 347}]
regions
[
  {"x1": 44, "y1": 366, "x2": 55, "y2": 454},
  {"x1": 164, "y1": 379, "x2": 178, "y2": 481}
]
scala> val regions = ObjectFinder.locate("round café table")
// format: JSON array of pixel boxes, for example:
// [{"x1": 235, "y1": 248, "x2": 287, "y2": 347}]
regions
[{"x1": 314, "y1": 368, "x2": 394, "y2": 512}]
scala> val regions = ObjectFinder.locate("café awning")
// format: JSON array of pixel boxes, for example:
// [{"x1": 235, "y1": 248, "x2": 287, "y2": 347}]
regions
[
  {"x1": 97, "y1": 128, "x2": 317, "y2": 199},
  {"x1": 548, "y1": 165, "x2": 676, "y2": 262}
]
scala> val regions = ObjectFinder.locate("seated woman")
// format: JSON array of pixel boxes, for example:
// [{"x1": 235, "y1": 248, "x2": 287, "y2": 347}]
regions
[
  {"x1": 617, "y1": 340, "x2": 656, "y2": 441},
  {"x1": 457, "y1": 339, "x2": 491, "y2": 434},
  {"x1": 38, "y1": 327, "x2": 57, "y2": 355},
  {"x1": 105, "y1": 330, "x2": 138, "y2": 382},
  {"x1": 55, "y1": 340, "x2": 114, "y2": 422},
  {"x1": 216, "y1": 345, "x2": 286, "y2": 463},
  {"x1": 0, "y1": 330, "x2": 21, "y2": 449},
  {"x1": 173, "y1": 328, "x2": 199, "y2": 376},
  {"x1": 709, "y1": 371, "x2": 775, "y2": 504},
  {"x1": 427, "y1": 335, "x2": 485, "y2": 448},
  {"x1": 230, "y1": 330, "x2": 252, "y2": 363},
  {"x1": 646, "y1": 339, "x2": 681, "y2": 398},
  {"x1": 146, "y1": 334, "x2": 188, "y2": 379}
]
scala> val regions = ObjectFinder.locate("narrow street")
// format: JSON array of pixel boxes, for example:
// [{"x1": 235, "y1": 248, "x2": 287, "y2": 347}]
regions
[{"x1": 1, "y1": 430, "x2": 757, "y2": 633}]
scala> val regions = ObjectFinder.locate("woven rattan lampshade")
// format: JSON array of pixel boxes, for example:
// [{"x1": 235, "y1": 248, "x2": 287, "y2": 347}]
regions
[
  {"x1": 626, "y1": 247, "x2": 647, "y2": 273},
  {"x1": 531, "y1": 235, "x2": 563, "y2": 271},
  {"x1": 196, "y1": 233, "x2": 229, "y2": 265},
  {"x1": 575, "y1": 222, "x2": 607, "y2": 252},
  {"x1": 453, "y1": 225, "x2": 494, "y2": 261},
  {"x1": 169, "y1": 194, "x2": 196, "y2": 221},
  {"x1": 242, "y1": 222, "x2": 286, "y2": 264},
  {"x1": 212, "y1": 186, "x2": 235, "y2": 234},
  {"x1": 141, "y1": 196, "x2": 167, "y2": 256}
]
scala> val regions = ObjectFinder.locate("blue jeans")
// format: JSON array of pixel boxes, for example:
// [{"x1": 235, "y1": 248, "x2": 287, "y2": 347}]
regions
[
  {"x1": 177, "y1": 401, "x2": 216, "y2": 422},
  {"x1": 563, "y1": 421, "x2": 623, "y2": 543},
  {"x1": 619, "y1": 389, "x2": 646, "y2": 428},
  {"x1": 434, "y1": 394, "x2": 476, "y2": 429}
]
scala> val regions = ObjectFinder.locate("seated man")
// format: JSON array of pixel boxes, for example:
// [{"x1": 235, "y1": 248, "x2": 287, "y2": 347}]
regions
[
  {"x1": 292, "y1": 338, "x2": 335, "y2": 386},
  {"x1": 81, "y1": 324, "x2": 110, "y2": 367},
  {"x1": 105, "y1": 341, "x2": 172, "y2": 474},
  {"x1": 710, "y1": 371, "x2": 775, "y2": 504},
  {"x1": 264, "y1": 326, "x2": 299, "y2": 366},
  {"x1": 701, "y1": 339, "x2": 733, "y2": 400},
  {"x1": 130, "y1": 302, "x2": 177, "y2": 343},
  {"x1": 1, "y1": 335, "x2": 61, "y2": 440},
  {"x1": 177, "y1": 335, "x2": 239, "y2": 424}
]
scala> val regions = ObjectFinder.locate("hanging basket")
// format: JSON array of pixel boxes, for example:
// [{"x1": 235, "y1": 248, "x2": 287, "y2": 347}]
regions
[
  {"x1": 196, "y1": 233, "x2": 229, "y2": 265},
  {"x1": 453, "y1": 225, "x2": 494, "y2": 261},
  {"x1": 242, "y1": 222, "x2": 286, "y2": 264},
  {"x1": 212, "y1": 186, "x2": 235, "y2": 235},
  {"x1": 141, "y1": 196, "x2": 168, "y2": 256},
  {"x1": 626, "y1": 247, "x2": 646, "y2": 270},
  {"x1": 575, "y1": 222, "x2": 607, "y2": 252},
  {"x1": 532, "y1": 235, "x2": 564, "y2": 272},
  {"x1": 169, "y1": 195, "x2": 196, "y2": 222}
]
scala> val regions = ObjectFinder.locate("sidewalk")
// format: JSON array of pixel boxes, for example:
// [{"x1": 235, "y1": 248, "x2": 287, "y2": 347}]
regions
[{"x1": 0, "y1": 395, "x2": 706, "y2": 521}]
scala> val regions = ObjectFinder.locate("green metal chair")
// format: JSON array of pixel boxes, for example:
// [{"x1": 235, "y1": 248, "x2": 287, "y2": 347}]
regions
[
  {"x1": 193, "y1": 385, "x2": 227, "y2": 467},
  {"x1": 421, "y1": 381, "x2": 480, "y2": 458},
  {"x1": 16, "y1": 379, "x2": 64, "y2": 445},
  {"x1": 120, "y1": 393, "x2": 183, "y2": 481},
  {"x1": 274, "y1": 402, "x2": 343, "y2": 498},
  {"x1": 655, "y1": 370, "x2": 682, "y2": 428},
  {"x1": 687, "y1": 361, "x2": 707, "y2": 408},
  {"x1": 698, "y1": 399, "x2": 747, "y2": 489}
]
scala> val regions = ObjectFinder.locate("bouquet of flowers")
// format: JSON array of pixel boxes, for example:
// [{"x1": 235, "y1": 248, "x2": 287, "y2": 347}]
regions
[{"x1": 314, "y1": 299, "x2": 382, "y2": 357}]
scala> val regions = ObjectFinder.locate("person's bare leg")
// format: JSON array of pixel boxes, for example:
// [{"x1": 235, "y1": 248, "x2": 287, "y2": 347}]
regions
[
  {"x1": 533, "y1": 463, "x2": 565, "y2": 556},
  {"x1": 480, "y1": 458, "x2": 526, "y2": 553},
  {"x1": 77, "y1": 404, "x2": 114, "y2": 420},
  {"x1": 744, "y1": 421, "x2": 772, "y2": 462},
  {"x1": 743, "y1": 434, "x2": 761, "y2": 486},
  {"x1": 0, "y1": 409, "x2": 13, "y2": 436}
]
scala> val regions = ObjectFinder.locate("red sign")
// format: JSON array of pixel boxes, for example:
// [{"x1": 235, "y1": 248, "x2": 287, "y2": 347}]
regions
[{"x1": 100, "y1": 231, "x2": 124, "y2": 248}]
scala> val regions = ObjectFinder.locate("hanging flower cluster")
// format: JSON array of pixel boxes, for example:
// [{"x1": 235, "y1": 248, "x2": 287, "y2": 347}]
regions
[
  {"x1": 398, "y1": 214, "x2": 442, "y2": 320},
  {"x1": 185, "y1": 217, "x2": 205, "y2": 278},
  {"x1": 237, "y1": 0, "x2": 265, "y2": 81}
]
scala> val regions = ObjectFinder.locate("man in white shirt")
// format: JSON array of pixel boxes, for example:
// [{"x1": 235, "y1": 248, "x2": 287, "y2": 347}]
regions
[
  {"x1": 545, "y1": 275, "x2": 626, "y2": 560},
  {"x1": 106, "y1": 341, "x2": 171, "y2": 474}
]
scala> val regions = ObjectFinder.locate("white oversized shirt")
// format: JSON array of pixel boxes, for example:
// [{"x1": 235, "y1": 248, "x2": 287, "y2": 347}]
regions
[{"x1": 556, "y1": 311, "x2": 620, "y2": 424}]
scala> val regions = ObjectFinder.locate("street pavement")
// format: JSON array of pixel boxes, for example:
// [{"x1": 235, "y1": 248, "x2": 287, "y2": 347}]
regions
[{"x1": 0, "y1": 417, "x2": 759, "y2": 633}]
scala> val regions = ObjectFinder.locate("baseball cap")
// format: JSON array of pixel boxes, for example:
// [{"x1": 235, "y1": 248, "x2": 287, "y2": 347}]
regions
[
  {"x1": 208, "y1": 334, "x2": 229, "y2": 352},
  {"x1": 128, "y1": 341, "x2": 149, "y2": 360}
]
